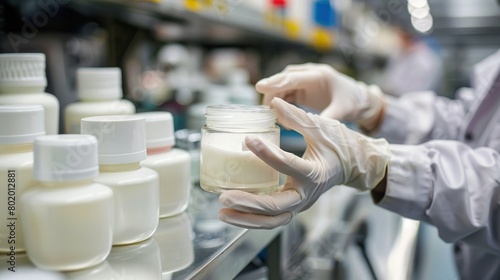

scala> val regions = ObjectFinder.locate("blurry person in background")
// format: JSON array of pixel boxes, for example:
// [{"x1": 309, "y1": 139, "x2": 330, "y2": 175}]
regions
[{"x1": 381, "y1": 26, "x2": 443, "y2": 97}]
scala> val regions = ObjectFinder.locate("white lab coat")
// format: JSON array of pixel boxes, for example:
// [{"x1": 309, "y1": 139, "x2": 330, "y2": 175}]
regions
[{"x1": 374, "y1": 49, "x2": 500, "y2": 279}]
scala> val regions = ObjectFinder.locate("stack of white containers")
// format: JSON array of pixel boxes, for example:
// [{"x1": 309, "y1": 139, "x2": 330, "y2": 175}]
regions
[{"x1": 0, "y1": 53, "x2": 193, "y2": 273}]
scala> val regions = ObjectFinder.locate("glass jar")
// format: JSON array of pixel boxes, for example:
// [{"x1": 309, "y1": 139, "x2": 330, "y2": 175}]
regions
[{"x1": 200, "y1": 104, "x2": 280, "y2": 194}]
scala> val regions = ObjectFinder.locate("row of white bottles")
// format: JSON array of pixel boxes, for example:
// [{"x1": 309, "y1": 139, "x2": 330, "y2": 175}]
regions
[
  {"x1": 0, "y1": 54, "x2": 192, "y2": 272},
  {"x1": 0, "y1": 95, "x2": 191, "y2": 272},
  {"x1": 0, "y1": 53, "x2": 136, "y2": 135}
]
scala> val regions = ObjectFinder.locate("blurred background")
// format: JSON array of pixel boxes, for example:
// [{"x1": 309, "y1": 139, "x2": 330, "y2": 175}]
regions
[{"x1": 1, "y1": 0, "x2": 499, "y2": 279}]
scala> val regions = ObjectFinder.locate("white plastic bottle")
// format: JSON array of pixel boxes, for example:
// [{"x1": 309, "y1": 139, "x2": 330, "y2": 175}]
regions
[
  {"x1": 138, "y1": 112, "x2": 191, "y2": 218},
  {"x1": 0, "y1": 53, "x2": 60, "y2": 135},
  {"x1": 0, "y1": 105, "x2": 45, "y2": 253},
  {"x1": 64, "y1": 67, "x2": 135, "y2": 134},
  {"x1": 81, "y1": 115, "x2": 160, "y2": 245},
  {"x1": 227, "y1": 68, "x2": 259, "y2": 105},
  {"x1": 21, "y1": 135, "x2": 114, "y2": 271}
]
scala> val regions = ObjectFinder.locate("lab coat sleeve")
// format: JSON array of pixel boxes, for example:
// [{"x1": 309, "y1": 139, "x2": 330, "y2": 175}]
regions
[
  {"x1": 378, "y1": 142, "x2": 500, "y2": 253},
  {"x1": 374, "y1": 88, "x2": 474, "y2": 145}
]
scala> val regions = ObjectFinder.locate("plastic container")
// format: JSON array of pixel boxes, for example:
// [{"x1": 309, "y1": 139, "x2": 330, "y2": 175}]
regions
[
  {"x1": 64, "y1": 67, "x2": 135, "y2": 134},
  {"x1": 138, "y1": 112, "x2": 191, "y2": 218},
  {"x1": 21, "y1": 135, "x2": 113, "y2": 271},
  {"x1": 81, "y1": 115, "x2": 159, "y2": 245},
  {"x1": 200, "y1": 104, "x2": 280, "y2": 194},
  {"x1": 0, "y1": 53, "x2": 60, "y2": 135},
  {"x1": 0, "y1": 105, "x2": 45, "y2": 253}
]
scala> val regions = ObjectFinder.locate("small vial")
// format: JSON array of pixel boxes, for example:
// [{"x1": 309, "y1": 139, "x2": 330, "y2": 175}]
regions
[
  {"x1": 21, "y1": 135, "x2": 113, "y2": 271},
  {"x1": 138, "y1": 112, "x2": 191, "y2": 218},
  {"x1": 0, "y1": 105, "x2": 45, "y2": 253},
  {"x1": 0, "y1": 53, "x2": 60, "y2": 135},
  {"x1": 64, "y1": 68, "x2": 135, "y2": 134},
  {"x1": 81, "y1": 115, "x2": 160, "y2": 245},
  {"x1": 200, "y1": 105, "x2": 280, "y2": 194}
]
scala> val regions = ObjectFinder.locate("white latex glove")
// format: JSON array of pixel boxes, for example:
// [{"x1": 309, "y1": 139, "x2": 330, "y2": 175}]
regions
[
  {"x1": 218, "y1": 98, "x2": 390, "y2": 229},
  {"x1": 256, "y1": 63, "x2": 385, "y2": 130}
]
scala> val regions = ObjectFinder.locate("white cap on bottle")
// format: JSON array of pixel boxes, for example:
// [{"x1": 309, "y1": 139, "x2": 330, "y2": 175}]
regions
[
  {"x1": 136, "y1": 112, "x2": 175, "y2": 149},
  {"x1": 81, "y1": 115, "x2": 147, "y2": 165},
  {"x1": 0, "y1": 53, "x2": 47, "y2": 89},
  {"x1": 77, "y1": 67, "x2": 123, "y2": 100},
  {"x1": 0, "y1": 105, "x2": 45, "y2": 145},
  {"x1": 34, "y1": 135, "x2": 99, "y2": 182}
]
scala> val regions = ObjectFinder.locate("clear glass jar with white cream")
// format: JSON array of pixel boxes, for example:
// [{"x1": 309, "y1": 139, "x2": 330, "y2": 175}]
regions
[{"x1": 200, "y1": 105, "x2": 280, "y2": 194}]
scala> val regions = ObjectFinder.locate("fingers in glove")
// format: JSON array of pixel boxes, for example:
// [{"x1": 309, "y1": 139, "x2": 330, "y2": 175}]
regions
[
  {"x1": 256, "y1": 71, "x2": 320, "y2": 96},
  {"x1": 245, "y1": 136, "x2": 312, "y2": 179},
  {"x1": 218, "y1": 208, "x2": 292, "y2": 229},
  {"x1": 219, "y1": 189, "x2": 301, "y2": 215},
  {"x1": 261, "y1": 89, "x2": 297, "y2": 106},
  {"x1": 270, "y1": 98, "x2": 331, "y2": 138}
]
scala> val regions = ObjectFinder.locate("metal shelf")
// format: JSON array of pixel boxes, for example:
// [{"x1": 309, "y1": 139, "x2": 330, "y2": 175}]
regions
[{"x1": 68, "y1": 0, "x2": 332, "y2": 52}]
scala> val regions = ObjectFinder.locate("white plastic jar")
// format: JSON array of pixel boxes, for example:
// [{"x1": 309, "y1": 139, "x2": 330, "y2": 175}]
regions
[
  {"x1": 21, "y1": 135, "x2": 114, "y2": 271},
  {"x1": 64, "y1": 67, "x2": 135, "y2": 134},
  {"x1": 0, "y1": 105, "x2": 45, "y2": 253},
  {"x1": 0, "y1": 53, "x2": 60, "y2": 135},
  {"x1": 138, "y1": 112, "x2": 191, "y2": 218},
  {"x1": 200, "y1": 105, "x2": 280, "y2": 194},
  {"x1": 81, "y1": 115, "x2": 160, "y2": 245}
]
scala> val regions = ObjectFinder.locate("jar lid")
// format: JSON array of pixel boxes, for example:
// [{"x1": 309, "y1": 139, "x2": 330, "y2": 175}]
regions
[
  {"x1": 136, "y1": 111, "x2": 175, "y2": 149},
  {"x1": 77, "y1": 67, "x2": 123, "y2": 100},
  {"x1": 0, "y1": 105, "x2": 45, "y2": 144},
  {"x1": 34, "y1": 135, "x2": 99, "y2": 181},
  {"x1": 0, "y1": 53, "x2": 47, "y2": 89},
  {"x1": 81, "y1": 115, "x2": 147, "y2": 165},
  {"x1": 205, "y1": 104, "x2": 276, "y2": 131}
]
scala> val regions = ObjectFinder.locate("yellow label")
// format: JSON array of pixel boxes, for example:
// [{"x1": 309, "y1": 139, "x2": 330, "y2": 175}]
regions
[
  {"x1": 185, "y1": 0, "x2": 202, "y2": 11},
  {"x1": 312, "y1": 28, "x2": 335, "y2": 50},
  {"x1": 284, "y1": 19, "x2": 300, "y2": 40}
]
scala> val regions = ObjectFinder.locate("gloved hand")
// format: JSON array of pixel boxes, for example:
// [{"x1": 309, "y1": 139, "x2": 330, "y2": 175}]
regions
[
  {"x1": 256, "y1": 63, "x2": 385, "y2": 131},
  {"x1": 218, "y1": 98, "x2": 390, "y2": 229}
]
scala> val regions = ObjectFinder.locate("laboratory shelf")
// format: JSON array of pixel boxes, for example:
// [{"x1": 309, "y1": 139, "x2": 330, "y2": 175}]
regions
[{"x1": 67, "y1": 0, "x2": 333, "y2": 52}]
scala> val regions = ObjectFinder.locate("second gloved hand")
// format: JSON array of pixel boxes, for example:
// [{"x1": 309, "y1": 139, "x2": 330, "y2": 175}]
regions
[
  {"x1": 256, "y1": 63, "x2": 385, "y2": 130},
  {"x1": 218, "y1": 98, "x2": 391, "y2": 229}
]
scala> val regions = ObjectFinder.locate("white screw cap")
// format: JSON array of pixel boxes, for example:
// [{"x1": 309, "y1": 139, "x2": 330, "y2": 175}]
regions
[
  {"x1": 34, "y1": 135, "x2": 99, "y2": 182},
  {"x1": 0, "y1": 53, "x2": 47, "y2": 89},
  {"x1": 136, "y1": 112, "x2": 175, "y2": 149},
  {"x1": 77, "y1": 67, "x2": 123, "y2": 100},
  {"x1": 0, "y1": 105, "x2": 45, "y2": 144},
  {"x1": 81, "y1": 115, "x2": 147, "y2": 165}
]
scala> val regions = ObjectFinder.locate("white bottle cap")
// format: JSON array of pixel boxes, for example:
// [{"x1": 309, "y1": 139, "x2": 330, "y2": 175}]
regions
[
  {"x1": 81, "y1": 115, "x2": 147, "y2": 165},
  {"x1": 0, "y1": 105, "x2": 45, "y2": 145},
  {"x1": 77, "y1": 67, "x2": 123, "y2": 100},
  {"x1": 33, "y1": 135, "x2": 99, "y2": 182},
  {"x1": 136, "y1": 112, "x2": 175, "y2": 149},
  {"x1": 0, "y1": 53, "x2": 47, "y2": 89}
]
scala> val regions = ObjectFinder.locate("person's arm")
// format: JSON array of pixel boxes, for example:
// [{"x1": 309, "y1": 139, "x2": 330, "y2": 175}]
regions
[
  {"x1": 372, "y1": 88, "x2": 474, "y2": 145},
  {"x1": 372, "y1": 141, "x2": 500, "y2": 253}
]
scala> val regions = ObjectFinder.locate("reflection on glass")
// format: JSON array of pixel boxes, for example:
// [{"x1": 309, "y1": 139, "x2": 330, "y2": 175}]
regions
[
  {"x1": 107, "y1": 238, "x2": 162, "y2": 280},
  {"x1": 0, "y1": 253, "x2": 65, "y2": 280},
  {"x1": 153, "y1": 213, "x2": 195, "y2": 276},
  {"x1": 64, "y1": 261, "x2": 114, "y2": 280}
]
